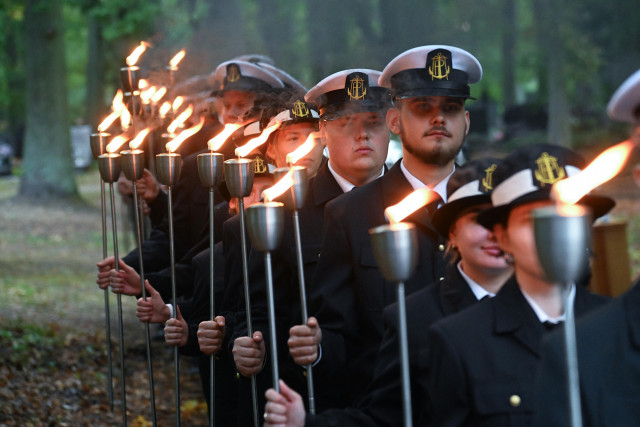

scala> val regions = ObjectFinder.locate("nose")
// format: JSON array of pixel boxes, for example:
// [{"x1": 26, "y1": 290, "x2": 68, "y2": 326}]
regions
[
  {"x1": 353, "y1": 120, "x2": 369, "y2": 142},
  {"x1": 431, "y1": 107, "x2": 446, "y2": 126}
]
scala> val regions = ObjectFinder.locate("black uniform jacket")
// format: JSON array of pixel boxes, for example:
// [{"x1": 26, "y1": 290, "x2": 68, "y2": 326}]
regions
[
  {"x1": 426, "y1": 276, "x2": 608, "y2": 427},
  {"x1": 533, "y1": 280, "x2": 640, "y2": 427},
  {"x1": 309, "y1": 160, "x2": 449, "y2": 405},
  {"x1": 306, "y1": 265, "x2": 480, "y2": 426}
]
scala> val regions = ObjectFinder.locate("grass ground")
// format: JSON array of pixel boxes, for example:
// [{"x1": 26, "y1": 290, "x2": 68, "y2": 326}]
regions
[{"x1": 0, "y1": 168, "x2": 208, "y2": 426}]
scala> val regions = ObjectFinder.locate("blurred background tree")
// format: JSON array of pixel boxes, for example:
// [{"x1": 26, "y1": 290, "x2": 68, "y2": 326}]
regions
[{"x1": 1, "y1": 0, "x2": 639, "y2": 201}]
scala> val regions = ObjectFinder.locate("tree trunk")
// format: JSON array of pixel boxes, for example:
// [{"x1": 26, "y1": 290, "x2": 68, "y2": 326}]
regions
[
  {"x1": 20, "y1": 0, "x2": 78, "y2": 200},
  {"x1": 85, "y1": 13, "x2": 106, "y2": 130}
]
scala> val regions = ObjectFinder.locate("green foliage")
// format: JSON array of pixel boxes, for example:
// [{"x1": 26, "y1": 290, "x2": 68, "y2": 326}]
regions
[
  {"x1": 89, "y1": 0, "x2": 161, "y2": 42},
  {"x1": 0, "y1": 320, "x2": 62, "y2": 369}
]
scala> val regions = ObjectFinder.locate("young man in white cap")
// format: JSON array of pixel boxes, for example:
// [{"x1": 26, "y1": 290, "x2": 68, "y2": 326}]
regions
[
  {"x1": 222, "y1": 70, "x2": 391, "y2": 413},
  {"x1": 533, "y1": 69, "x2": 640, "y2": 427},
  {"x1": 426, "y1": 143, "x2": 613, "y2": 426},
  {"x1": 286, "y1": 45, "x2": 483, "y2": 410}
]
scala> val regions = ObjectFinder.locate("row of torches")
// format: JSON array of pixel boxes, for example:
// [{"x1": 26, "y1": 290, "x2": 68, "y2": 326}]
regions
[{"x1": 90, "y1": 40, "x2": 634, "y2": 427}]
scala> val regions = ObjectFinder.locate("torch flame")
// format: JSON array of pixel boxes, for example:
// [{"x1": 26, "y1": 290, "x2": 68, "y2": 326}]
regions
[
  {"x1": 129, "y1": 127, "x2": 152, "y2": 150},
  {"x1": 139, "y1": 79, "x2": 149, "y2": 89},
  {"x1": 167, "y1": 105, "x2": 194, "y2": 134},
  {"x1": 169, "y1": 49, "x2": 186, "y2": 68},
  {"x1": 106, "y1": 134, "x2": 131, "y2": 154},
  {"x1": 385, "y1": 188, "x2": 440, "y2": 224},
  {"x1": 126, "y1": 41, "x2": 151, "y2": 66},
  {"x1": 172, "y1": 96, "x2": 185, "y2": 112},
  {"x1": 98, "y1": 90, "x2": 125, "y2": 131},
  {"x1": 552, "y1": 139, "x2": 634, "y2": 205},
  {"x1": 165, "y1": 117, "x2": 205, "y2": 153},
  {"x1": 159, "y1": 101, "x2": 172, "y2": 118},
  {"x1": 286, "y1": 133, "x2": 317, "y2": 165},
  {"x1": 140, "y1": 86, "x2": 157, "y2": 104},
  {"x1": 120, "y1": 107, "x2": 132, "y2": 130},
  {"x1": 263, "y1": 169, "x2": 295, "y2": 202},
  {"x1": 208, "y1": 123, "x2": 243, "y2": 151},
  {"x1": 235, "y1": 122, "x2": 282, "y2": 158},
  {"x1": 151, "y1": 87, "x2": 167, "y2": 103}
]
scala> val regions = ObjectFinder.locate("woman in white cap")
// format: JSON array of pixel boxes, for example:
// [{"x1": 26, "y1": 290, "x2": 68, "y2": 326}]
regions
[{"x1": 426, "y1": 143, "x2": 614, "y2": 427}]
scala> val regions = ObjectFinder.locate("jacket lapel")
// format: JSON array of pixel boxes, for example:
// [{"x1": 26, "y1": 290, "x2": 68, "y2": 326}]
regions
[
  {"x1": 310, "y1": 162, "x2": 344, "y2": 207},
  {"x1": 493, "y1": 277, "x2": 545, "y2": 357},
  {"x1": 439, "y1": 266, "x2": 480, "y2": 316}
]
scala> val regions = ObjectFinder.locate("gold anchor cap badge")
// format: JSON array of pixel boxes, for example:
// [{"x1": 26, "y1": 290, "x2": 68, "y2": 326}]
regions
[
  {"x1": 534, "y1": 152, "x2": 566, "y2": 186},
  {"x1": 482, "y1": 164, "x2": 497, "y2": 192},
  {"x1": 347, "y1": 74, "x2": 367, "y2": 100},
  {"x1": 429, "y1": 52, "x2": 451, "y2": 80},
  {"x1": 291, "y1": 100, "x2": 310, "y2": 118},
  {"x1": 254, "y1": 155, "x2": 268, "y2": 174},
  {"x1": 227, "y1": 64, "x2": 241, "y2": 83}
]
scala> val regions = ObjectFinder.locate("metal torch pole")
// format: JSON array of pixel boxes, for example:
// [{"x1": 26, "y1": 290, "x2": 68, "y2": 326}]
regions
[
  {"x1": 290, "y1": 194, "x2": 316, "y2": 413},
  {"x1": 132, "y1": 181, "x2": 158, "y2": 426},
  {"x1": 108, "y1": 182, "x2": 127, "y2": 427},
  {"x1": 208, "y1": 186, "x2": 216, "y2": 427},
  {"x1": 101, "y1": 178, "x2": 115, "y2": 410},
  {"x1": 369, "y1": 223, "x2": 417, "y2": 427},
  {"x1": 238, "y1": 197, "x2": 260, "y2": 427},
  {"x1": 264, "y1": 249, "x2": 280, "y2": 392},
  {"x1": 563, "y1": 283, "x2": 583, "y2": 427},
  {"x1": 197, "y1": 152, "x2": 223, "y2": 427},
  {"x1": 397, "y1": 281, "x2": 412, "y2": 427},
  {"x1": 92, "y1": 133, "x2": 114, "y2": 410},
  {"x1": 167, "y1": 184, "x2": 181, "y2": 427}
]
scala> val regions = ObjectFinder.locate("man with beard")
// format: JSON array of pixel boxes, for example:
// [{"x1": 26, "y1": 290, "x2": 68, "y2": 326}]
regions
[{"x1": 286, "y1": 45, "x2": 482, "y2": 409}]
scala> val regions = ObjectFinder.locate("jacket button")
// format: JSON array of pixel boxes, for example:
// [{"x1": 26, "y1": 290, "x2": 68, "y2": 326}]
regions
[
  {"x1": 438, "y1": 244, "x2": 445, "y2": 252},
  {"x1": 509, "y1": 394, "x2": 521, "y2": 407}
]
